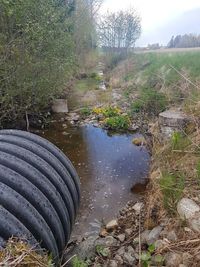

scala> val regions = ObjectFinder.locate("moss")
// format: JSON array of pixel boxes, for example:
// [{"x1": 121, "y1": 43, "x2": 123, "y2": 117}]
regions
[{"x1": 132, "y1": 137, "x2": 147, "y2": 146}]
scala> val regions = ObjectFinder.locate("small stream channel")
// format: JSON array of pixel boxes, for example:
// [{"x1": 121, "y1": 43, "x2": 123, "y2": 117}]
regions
[{"x1": 36, "y1": 118, "x2": 150, "y2": 239}]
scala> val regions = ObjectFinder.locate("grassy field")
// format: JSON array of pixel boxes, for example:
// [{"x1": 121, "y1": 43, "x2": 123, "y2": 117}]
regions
[
  {"x1": 108, "y1": 50, "x2": 200, "y2": 115},
  {"x1": 135, "y1": 47, "x2": 200, "y2": 54}
]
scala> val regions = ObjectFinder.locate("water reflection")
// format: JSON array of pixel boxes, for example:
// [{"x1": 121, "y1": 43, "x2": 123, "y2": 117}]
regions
[{"x1": 39, "y1": 123, "x2": 150, "y2": 237}]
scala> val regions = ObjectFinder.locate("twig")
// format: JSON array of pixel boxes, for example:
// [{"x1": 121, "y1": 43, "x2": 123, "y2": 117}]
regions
[
  {"x1": 139, "y1": 210, "x2": 141, "y2": 267},
  {"x1": 25, "y1": 111, "x2": 30, "y2": 132},
  {"x1": 61, "y1": 254, "x2": 77, "y2": 267},
  {"x1": 169, "y1": 64, "x2": 200, "y2": 91},
  {"x1": 172, "y1": 150, "x2": 200, "y2": 154}
]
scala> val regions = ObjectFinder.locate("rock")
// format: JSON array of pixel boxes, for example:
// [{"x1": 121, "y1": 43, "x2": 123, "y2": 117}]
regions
[
  {"x1": 100, "y1": 228, "x2": 109, "y2": 237},
  {"x1": 159, "y1": 110, "x2": 190, "y2": 138},
  {"x1": 69, "y1": 113, "x2": 80, "y2": 122},
  {"x1": 133, "y1": 202, "x2": 144, "y2": 213},
  {"x1": 165, "y1": 252, "x2": 182, "y2": 267},
  {"x1": 123, "y1": 252, "x2": 136, "y2": 266},
  {"x1": 125, "y1": 228, "x2": 133, "y2": 237},
  {"x1": 140, "y1": 230, "x2": 151, "y2": 244},
  {"x1": 109, "y1": 260, "x2": 118, "y2": 267},
  {"x1": 68, "y1": 235, "x2": 98, "y2": 261},
  {"x1": 177, "y1": 198, "x2": 200, "y2": 220},
  {"x1": 112, "y1": 92, "x2": 122, "y2": 101},
  {"x1": 114, "y1": 255, "x2": 123, "y2": 265},
  {"x1": 129, "y1": 123, "x2": 139, "y2": 131},
  {"x1": 132, "y1": 137, "x2": 146, "y2": 146},
  {"x1": 62, "y1": 131, "x2": 69, "y2": 136},
  {"x1": 155, "y1": 239, "x2": 169, "y2": 250},
  {"x1": 166, "y1": 230, "x2": 178, "y2": 242},
  {"x1": 189, "y1": 214, "x2": 200, "y2": 233},
  {"x1": 159, "y1": 110, "x2": 188, "y2": 128},
  {"x1": 146, "y1": 226, "x2": 163, "y2": 245},
  {"x1": 106, "y1": 219, "x2": 118, "y2": 230},
  {"x1": 99, "y1": 81, "x2": 106, "y2": 91},
  {"x1": 117, "y1": 246, "x2": 125, "y2": 256},
  {"x1": 127, "y1": 246, "x2": 135, "y2": 256},
  {"x1": 95, "y1": 236, "x2": 118, "y2": 247},
  {"x1": 52, "y1": 99, "x2": 68, "y2": 113},
  {"x1": 117, "y1": 234, "x2": 125, "y2": 242}
]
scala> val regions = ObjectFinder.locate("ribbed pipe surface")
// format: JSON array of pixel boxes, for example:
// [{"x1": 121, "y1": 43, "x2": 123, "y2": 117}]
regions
[{"x1": 0, "y1": 130, "x2": 80, "y2": 260}]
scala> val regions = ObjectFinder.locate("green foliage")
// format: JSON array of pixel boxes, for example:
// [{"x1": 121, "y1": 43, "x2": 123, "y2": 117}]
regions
[
  {"x1": 95, "y1": 245, "x2": 109, "y2": 257},
  {"x1": 141, "y1": 244, "x2": 164, "y2": 267},
  {"x1": 72, "y1": 256, "x2": 88, "y2": 267},
  {"x1": 196, "y1": 160, "x2": 200, "y2": 185},
  {"x1": 160, "y1": 172, "x2": 185, "y2": 214},
  {"x1": 80, "y1": 106, "x2": 91, "y2": 117},
  {"x1": 134, "y1": 51, "x2": 200, "y2": 82},
  {"x1": 171, "y1": 132, "x2": 191, "y2": 150},
  {"x1": 102, "y1": 106, "x2": 121, "y2": 117},
  {"x1": 0, "y1": 0, "x2": 76, "y2": 124},
  {"x1": 0, "y1": 0, "x2": 96, "y2": 126},
  {"x1": 90, "y1": 72, "x2": 102, "y2": 82},
  {"x1": 104, "y1": 115, "x2": 130, "y2": 130},
  {"x1": 131, "y1": 88, "x2": 167, "y2": 115}
]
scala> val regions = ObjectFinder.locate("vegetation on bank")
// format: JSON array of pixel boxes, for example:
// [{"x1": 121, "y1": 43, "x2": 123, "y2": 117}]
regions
[
  {"x1": 0, "y1": 0, "x2": 98, "y2": 127},
  {"x1": 0, "y1": 238, "x2": 53, "y2": 266}
]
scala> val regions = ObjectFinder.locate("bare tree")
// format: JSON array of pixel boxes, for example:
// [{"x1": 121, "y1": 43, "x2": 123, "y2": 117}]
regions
[
  {"x1": 86, "y1": 0, "x2": 104, "y2": 18},
  {"x1": 98, "y1": 8, "x2": 141, "y2": 52}
]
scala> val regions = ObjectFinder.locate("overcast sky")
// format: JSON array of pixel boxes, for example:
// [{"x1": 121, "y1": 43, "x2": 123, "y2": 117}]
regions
[{"x1": 100, "y1": 0, "x2": 200, "y2": 46}]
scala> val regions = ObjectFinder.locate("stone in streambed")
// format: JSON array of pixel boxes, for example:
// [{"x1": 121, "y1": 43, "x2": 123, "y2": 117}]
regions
[
  {"x1": 106, "y1": 219, "x2": 118, "y2": 230},
  {"x1": 132, "y1": 137, "x2": 146, "y2": 146}
]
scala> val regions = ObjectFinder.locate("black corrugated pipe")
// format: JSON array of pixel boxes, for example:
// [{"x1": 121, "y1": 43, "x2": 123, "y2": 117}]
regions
[{"x1": 0, "y1": 130, "x2": 80, "y2": 261}]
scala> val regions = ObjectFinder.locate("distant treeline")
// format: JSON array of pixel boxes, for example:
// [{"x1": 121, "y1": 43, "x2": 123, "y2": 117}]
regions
[{"x1": 167, "y1": 34, "x2": 200, "y2": 48}]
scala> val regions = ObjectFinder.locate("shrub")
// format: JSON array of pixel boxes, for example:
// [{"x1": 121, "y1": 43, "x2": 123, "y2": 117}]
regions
[
  {"x1": 80, "y1": 107, "x2": 91, "y2": 117},
  {"x1": 131, "y1": 88, "x2": 167, "y2": 115},
  {"x1": 0, "y1": 0, "x2": 76, "y2": 125},
  {"x1": 102, "y1": 106, "x2": 121, "y2": 117},
  {"x1": 92, "y1": 106, "x2": 121, "y2": 117},
  {"x1": 104, "y1": 115, "x2": 130, "y2": 130},
  {"x1": 160, "y1": 172, "x2": 185, "y2": 214},
  {"x1": 72, "y1": 256, "x2": 88, "y2": 267},
  {"x1": 90, "y1": 72, "x2": 102, "y2": 82}
]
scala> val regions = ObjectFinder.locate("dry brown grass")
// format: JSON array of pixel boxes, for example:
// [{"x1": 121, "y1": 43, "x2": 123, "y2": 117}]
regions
[
  {"x1": 145, "y1": 119, "x2": 200, "y2": 265},
  {"x1": 0, "y1": 238, "x2": 52, "y2": 267}
]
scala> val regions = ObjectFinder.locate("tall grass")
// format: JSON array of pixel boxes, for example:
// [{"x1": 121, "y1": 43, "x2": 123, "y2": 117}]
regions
[{"x1": 134, "y1": 51, "x2": 200, "y2": 82}]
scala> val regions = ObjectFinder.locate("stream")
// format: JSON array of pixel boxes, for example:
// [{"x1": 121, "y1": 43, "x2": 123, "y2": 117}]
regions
[{"x1": 36, "y1": 118, "x2": 150, "y2": 239}]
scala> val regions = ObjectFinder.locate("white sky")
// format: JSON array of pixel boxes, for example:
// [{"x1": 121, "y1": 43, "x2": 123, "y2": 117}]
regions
[{"x1": 100, "y1": 0, "x2": 200, "y2": 46}]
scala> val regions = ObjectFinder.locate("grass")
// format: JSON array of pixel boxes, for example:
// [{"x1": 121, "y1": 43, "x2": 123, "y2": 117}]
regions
[
  {"x1": 134, "y1": 51, "x2": 200, "y2": 82},
  {"x1": 110, "y1": 50, "x2": 200, "y2": 110},
  {"x1": 159, "y1": 172, "x2": 185, "y2": 215},
  {"x1": 0, "y1": 238, "x2": 53, "y2": 266},
  {"x1": 104, "y1": 115, "x2": 130, "y2": 130},
  {"x1": 171, "y1": 132, "x2": 192, "y2": 151},
  {"x1": 75, "y1": 78, "x2": 98, "y2": 93},
  {"x1": 131, "y1": 88, "x2": 167, "y2": 115}
]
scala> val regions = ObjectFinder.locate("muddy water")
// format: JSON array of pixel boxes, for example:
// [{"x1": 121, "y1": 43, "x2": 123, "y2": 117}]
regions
[{"x1": 37, "y1": 120, "x2": 150, "y2": 238}]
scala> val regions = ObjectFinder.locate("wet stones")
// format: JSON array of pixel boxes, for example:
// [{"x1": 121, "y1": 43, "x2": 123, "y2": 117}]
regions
[
  {"x1": 132, "y1": 137, "x2": 147, "y2": 146},
  {"x1": 106, "y1": 220, "x2": 118, "y2": 231}
]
